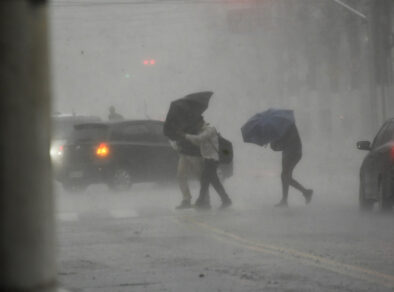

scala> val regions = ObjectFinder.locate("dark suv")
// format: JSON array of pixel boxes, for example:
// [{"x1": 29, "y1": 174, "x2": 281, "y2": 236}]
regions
[
  {"x1": 357, "y1": 118, "x2": 394, "y2": 212},
  {"x1": 57, "y1": 120, "x2": 233, "y2": 192}
]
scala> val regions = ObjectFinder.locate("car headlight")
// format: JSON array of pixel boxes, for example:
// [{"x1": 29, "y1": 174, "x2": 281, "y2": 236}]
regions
[{"x1": 50, "y1": 145, "x2": 64, "y2": 161}]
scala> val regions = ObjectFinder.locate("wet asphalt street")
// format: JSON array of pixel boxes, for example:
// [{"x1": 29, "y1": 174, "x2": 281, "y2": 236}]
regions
[{"x1": 56, "y1": 178, "x2": 394, "y2": 292}]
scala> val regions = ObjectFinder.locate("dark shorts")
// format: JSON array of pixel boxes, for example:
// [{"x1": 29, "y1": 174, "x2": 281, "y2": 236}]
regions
[{"x1": 282, "y1": 148, "x2": 302, "y2": 173}]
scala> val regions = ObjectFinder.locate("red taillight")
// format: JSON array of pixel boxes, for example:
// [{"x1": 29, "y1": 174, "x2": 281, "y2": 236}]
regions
[
  {"x1": 96, "y1": 143, "x2": 109, "y2": 158},
  {"x1": 391, "y1": 146, "x2": 394, "y2": 162}
]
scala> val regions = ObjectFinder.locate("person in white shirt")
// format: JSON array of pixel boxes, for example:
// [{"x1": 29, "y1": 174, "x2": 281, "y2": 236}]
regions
[
  {"x1": 183, "y1": 118, "x2": 231, "y2": 209},
  {"x1": 169, "y1": 140, "x2": 207, "y2": 209}
]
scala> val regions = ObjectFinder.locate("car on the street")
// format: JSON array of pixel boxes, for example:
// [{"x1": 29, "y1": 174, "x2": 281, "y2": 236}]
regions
[
  {"x1": 57, "y1": 119, "x2": 233, "y2": 192},
  {"x1": 51, "y1": 114, "x2": 101, "y2": 176},
  {"x1": 357, "y1": 118, "x2": 394, "y2": 212}
]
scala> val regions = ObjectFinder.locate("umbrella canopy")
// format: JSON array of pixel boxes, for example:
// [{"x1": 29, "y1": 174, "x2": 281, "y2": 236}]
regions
[
  {"x1": 164, "y1": 91, "x2": 213, "y2": 140},
  {"x1": 241, "y1": 109, "x2": 295, "y2": 146},
  {"x1": 183, "y1": 91, "x2": 212, "y2": 113}
]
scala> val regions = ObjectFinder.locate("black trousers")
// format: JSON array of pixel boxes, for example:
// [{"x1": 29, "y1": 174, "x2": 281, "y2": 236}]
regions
[
  {"x1": 196, "y1": 159, "x2": 230, "y2": 205},
  {"x1": 281, "y1": 149, "x2": 307, "y2": 201}
]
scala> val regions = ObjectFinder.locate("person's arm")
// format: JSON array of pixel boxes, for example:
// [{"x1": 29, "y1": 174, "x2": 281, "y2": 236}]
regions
[
  {"x1": 169, "y1": 140, "x2": 179, "y2": 151},
  {"x1": 185, "y1": 126, "x2": 215, "y2": 146}
]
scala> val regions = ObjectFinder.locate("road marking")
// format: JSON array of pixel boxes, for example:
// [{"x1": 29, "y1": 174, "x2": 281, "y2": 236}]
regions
[
  {"x1": 183, "y1": 217, "x2": 394, "y2": 289},
  {"x1": 57, "y1": 208, "x2": 139, "y2": 221},
  {"x1": 57, "y1": 212, "x2": 79, "y2": 222}
]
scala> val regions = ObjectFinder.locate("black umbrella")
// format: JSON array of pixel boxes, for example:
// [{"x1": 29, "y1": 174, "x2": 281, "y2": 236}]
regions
[
  {"x1": 183, "y1": 91, "x2": 212, "y2": 113},
  {"x1": 163, "y1": 91, "x2": 213, "y2": 140}
]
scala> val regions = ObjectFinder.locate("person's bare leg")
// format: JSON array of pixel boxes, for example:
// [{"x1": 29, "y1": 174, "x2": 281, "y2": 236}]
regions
[
  {"x1": 176, "y1": 155, "x2": 192, "y2": 209},
  {"x1": 276, "y1": 150, "x2": 299, "y2": 207},
  {"x1": 289, "y1": 178, "x2": 306, "y2": 193},
  {"x1": 289, "y1": 177, "x2": 313, "y2": 204},
  {"x1": 276, "y1": 171, "x2": 290, "y2": 207}
]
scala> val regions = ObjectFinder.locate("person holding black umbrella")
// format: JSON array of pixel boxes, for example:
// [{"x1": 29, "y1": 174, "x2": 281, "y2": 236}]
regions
[
  {"x1": 163, "y1": 92, "x2": 214, "y2": 209},
  {"x1": 181, "y1": 117, "x2": 232, "y2": 209}
]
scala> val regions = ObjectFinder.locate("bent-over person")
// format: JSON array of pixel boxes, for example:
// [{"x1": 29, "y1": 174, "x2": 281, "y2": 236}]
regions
[{"x1": 270, "y1": 124, "x2": 313, "y2": 207}]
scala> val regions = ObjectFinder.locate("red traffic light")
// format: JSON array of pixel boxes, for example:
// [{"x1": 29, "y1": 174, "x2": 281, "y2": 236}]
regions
[{"x1": 143, "y1": 59, "x2": 156, "y2": 66}]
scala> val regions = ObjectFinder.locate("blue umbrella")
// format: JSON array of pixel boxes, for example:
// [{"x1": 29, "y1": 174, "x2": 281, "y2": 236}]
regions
[{"x1": 241, "y1": 109, "x2": 295, "y2": 146}]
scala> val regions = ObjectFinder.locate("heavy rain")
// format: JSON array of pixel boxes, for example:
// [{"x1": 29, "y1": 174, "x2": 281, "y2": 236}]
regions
[{"x1": 1, "y1": 0, "x2": 394, "y2": 291}]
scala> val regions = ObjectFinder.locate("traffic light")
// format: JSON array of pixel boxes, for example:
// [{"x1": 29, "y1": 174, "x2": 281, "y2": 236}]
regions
[{"x1": 143, "y1": 59, "x2": 156, "y2": 66}]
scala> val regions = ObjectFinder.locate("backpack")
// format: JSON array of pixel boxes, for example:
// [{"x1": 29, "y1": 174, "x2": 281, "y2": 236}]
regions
[{"x1": 217, "y1": 134, "x2": 233, "y2": 164}]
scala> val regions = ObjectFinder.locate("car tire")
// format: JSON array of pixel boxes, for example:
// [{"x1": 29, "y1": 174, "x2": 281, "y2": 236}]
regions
[
  {"x1": 359, "y1": 182, "x2": 374, "y2": 212},
  {"x1": 108, "y1": 168, "x2": 133, "y2": 192},
  {"x1": 378, "y1": 176, "x2": 393, "y2": 213}
]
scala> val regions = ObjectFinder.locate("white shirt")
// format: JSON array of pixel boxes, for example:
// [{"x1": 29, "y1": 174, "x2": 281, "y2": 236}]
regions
[{"x1": 185, "y1": 123, "x2": 219, "y2": 161}]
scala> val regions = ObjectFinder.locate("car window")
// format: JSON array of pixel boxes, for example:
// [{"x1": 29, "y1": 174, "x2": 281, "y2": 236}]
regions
[
  {"x1": 53, "y1": 119, "x2": 75, "y2": 140},
  {"x1": 149, "y1": 123, "x2": 169, "y2": 143},
  {"x1": 384, "y1": 122, "x2": 394, "y2": 142},
  {"x1": 111, "y1": 124, "x2": 152, "y2": 142},
  {"x1": 52, "y1": 116, "x2": 101, "y2": 140},
  {"x1": 71, "y1": 124, "x2": 108, "y2": 142},
  {"x1": 372, "y1": 122, "x2": 392, "y2": 149}
]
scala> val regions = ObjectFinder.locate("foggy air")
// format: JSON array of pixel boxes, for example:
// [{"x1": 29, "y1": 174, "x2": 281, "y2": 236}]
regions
[{"x1": 1, "y1": 0, "x2": 393, "y2": 291}]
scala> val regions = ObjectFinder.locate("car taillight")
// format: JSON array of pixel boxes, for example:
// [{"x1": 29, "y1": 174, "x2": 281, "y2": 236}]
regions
[
  {"x1": 391, "y1": 146, "x2": 394, "y2": 162},
  {"x1": 96, "y1": 143, "x2": 109, "y2": 158}
]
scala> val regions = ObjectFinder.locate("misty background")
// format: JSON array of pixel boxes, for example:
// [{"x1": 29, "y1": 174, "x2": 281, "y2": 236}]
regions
[{"x1": 49, "y1": 0, "x2": 394, "y2": 206}]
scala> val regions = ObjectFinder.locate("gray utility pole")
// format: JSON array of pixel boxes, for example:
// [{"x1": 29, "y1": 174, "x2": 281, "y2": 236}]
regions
[
  {"x1": 0, "y1": 1, "x2": 56, "y2": 291},
  {"x1": 370, "y1": 0, "x2": 393, "y2": 123}
]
